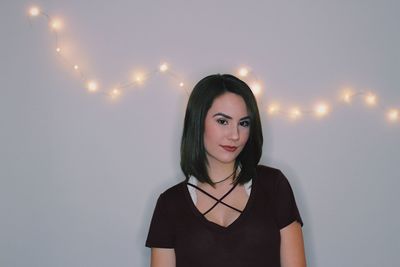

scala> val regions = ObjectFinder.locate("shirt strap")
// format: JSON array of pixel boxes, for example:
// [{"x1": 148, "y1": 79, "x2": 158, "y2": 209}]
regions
[{"x1": 186, "y1": 182, "x2": 242, "y2": 214}]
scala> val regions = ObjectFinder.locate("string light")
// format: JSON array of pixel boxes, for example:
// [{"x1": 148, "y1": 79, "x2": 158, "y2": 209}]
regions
[
  {"x1": 26, "y1": 6, "x2": 400, "y2": 125},
  {"x1": 267, "y1": 103, "x2": 280, "y2": 115},
  {"x1": 159, "y1": 63, "x2": 168, "y2": 72},
  {"x1": 365, "y1": 93, "x2": 377, "y2": 106},
  {"x1": 29, "y1": 6, "x2": 40, "y2": 17},
  {"x1": 133, "y1": 72, "x2": 145, "y2": 84},
  {"x1": 110, "y1": 88, "x2": 121, "y2": 98},
  {"x1": 50, "y1": 19, "x2": 62, "y2": 30},
  {"x1": 250, "y1": 82, "x2": 262, "y2": 96},
  {"x1": 387, "y1": 109, "x2": 399, "y2": 122},
  {"x1": 87, "y1": 80, "x2": 98, "y2": 92},
  {"x1": 289, "y1": 107, "x2": 302, "y2": 120},
  {"x1": 341, "y1": 88, "x2": 354, "y2": 103},
  {"x1": 238, "y1": 67, "x2": 249, "y2": 77},
  {"x1": 314, "y1": 102, "x2": 329, "y2": 117}
]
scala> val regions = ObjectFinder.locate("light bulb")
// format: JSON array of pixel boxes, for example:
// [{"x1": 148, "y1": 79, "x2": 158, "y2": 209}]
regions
[
  {"x1": 365, "y1": 93, "x2": 377, "y2": 106},
  {"x1": 29, "y1": 6, "x2": 40, "y2": 16},
  {"x1": 267, "y1": 103, "x2": 280, "y2": 115},
  {"x1": 238, "y1": 67, "x2": 249, "y2": 77},
  {"x1": 50, "y1": 19, "x2": 62, "y2": 30},
  {"x1": 289, "y1": 107, "x2": 302, "y2": 120},
  {"x1": 87, "y1": 81, "x2": 98, "y2": 92},
  {"x1": 387, "y1": 109, "x2": 399, "y2": 122},
  {"x1": 159, "y1": 63, "x2": 168, "y2": 72},
  {"x1": 111, "y1": 88, "x2": 121, "y2": 98},
  {"x1": 343, "y1": 93, "x2": 351, "y2": 103},
  {"x1": 315, "y1": 102, "x2": 329, "y2": 117},
  {"x1": 341, "y1": 88, "x2": 353, "y2": 103},
  {"x1": 250, "y1": 82, "x2": 262, "y2": 96},
  {"x1": 134, "y1": 72, "x2": 145, "y2": 84}
]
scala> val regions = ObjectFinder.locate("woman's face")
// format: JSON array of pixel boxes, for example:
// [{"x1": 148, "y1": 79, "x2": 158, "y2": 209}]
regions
[{"x1": 203, "y1": 92, "x2": 251, "y2": 168}]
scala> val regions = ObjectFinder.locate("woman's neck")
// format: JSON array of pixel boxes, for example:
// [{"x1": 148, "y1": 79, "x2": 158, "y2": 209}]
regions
[{"x1": 206, "y1": 161, "x2": 236, "y2": 185}]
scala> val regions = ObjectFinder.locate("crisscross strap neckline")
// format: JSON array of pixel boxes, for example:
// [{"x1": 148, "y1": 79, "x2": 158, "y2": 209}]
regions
[{"x1": 186, "y1": 182, "x2": 243, "y2": 215}]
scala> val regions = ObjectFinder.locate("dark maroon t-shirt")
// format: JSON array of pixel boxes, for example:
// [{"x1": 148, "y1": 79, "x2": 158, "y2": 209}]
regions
[{"x1": 145, "y1": 165, "x2": 303, "y2": 267}]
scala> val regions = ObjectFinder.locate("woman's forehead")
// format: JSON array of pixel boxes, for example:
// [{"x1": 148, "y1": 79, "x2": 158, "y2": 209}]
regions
[{"x1": 208, "y1": 92, "x2": 249, "y2": 116}]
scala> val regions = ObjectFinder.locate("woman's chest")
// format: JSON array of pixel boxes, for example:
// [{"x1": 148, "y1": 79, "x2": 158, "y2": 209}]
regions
[
  {"x1": 195, "y1": 185, "x2": 249, "y2": 228},
  {"x1": 174, "y1": 201, "x2": 281, "y2": 266}
]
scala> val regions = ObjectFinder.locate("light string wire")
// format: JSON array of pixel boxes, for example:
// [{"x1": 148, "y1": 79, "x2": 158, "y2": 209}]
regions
[{"x1": 27, "y1": 6, "x2": 399, "y2": 123}]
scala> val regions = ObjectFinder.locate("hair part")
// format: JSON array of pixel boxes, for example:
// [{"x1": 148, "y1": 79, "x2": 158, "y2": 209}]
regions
[{"x1": 180, "y1": 74, "x2": 263, "y2": 186}]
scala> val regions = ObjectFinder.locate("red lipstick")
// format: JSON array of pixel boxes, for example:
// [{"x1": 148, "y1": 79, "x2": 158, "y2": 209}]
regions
[{"x1": 221, "y1": 145, "x2": 237, "y2": 152}]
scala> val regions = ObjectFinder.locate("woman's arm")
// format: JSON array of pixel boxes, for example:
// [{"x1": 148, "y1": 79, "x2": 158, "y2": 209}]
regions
[
  {"x1": 151, "y1": 248, "x2": 176, "y2": 267},
  {"x1": 280, "y1": 221, "x2": 306, "y2": 267}
]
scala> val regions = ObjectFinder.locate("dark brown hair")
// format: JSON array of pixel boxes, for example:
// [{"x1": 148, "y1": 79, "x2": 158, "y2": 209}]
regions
[{"x1": 180, "y1": 74, "x2": 263, "y2": 186}]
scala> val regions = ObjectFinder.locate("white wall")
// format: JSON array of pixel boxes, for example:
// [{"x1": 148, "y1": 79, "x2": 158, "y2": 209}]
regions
[{"x1": 1, "y1": 0, "x2": 399, "y2": 266}]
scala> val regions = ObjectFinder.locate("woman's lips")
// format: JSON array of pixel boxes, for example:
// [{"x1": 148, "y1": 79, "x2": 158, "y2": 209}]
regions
[{"x1": 221, "y1": 145, "x2": 237, "y2": 152}]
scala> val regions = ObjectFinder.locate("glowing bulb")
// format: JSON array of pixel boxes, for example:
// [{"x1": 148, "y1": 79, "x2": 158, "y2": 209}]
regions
[
  {"x1": 50, "y1": 19, "x2": 62, "y2": 30},
  {"x1": 267, "y1": 103, "x2": 280, "y2": 115},
  {"x1": 87, "y1": 81, "x2": 98, "y2": 92},
  {"x1": 250, "y1": 82, "x2": 262, "y2": 96},
  {"x1": 73, "y1": 65, "x2": 79, "y2": 70},
  {"x1": 134, "y1": 73, "x2": 145, "y2": 84},
  {"x1": 314, "y1": 102, "x2": 329, "y2": 117},
  {"x1": 179, "y1": 82, "x2": 184, "y2": 87},
  {"x1": 365, "y1": 93, "x2": 377, "y2": 106},
  {"x1": 387, "y1": 109, "x2": 399, "y2": 122},
  {"x1": 29, "y1": 6, "x2": 40, "y2": 16},
  {"x1": 289, "y1": 107, "x2": 302, "y2": 120},
  {"x1": 159, "y1": 63, "x2": 168, "y2": 72},
  {"x1": 238, "y1": 67, "x2": 249, "y2": 77},
  {"x1": 341, "y1": 88, "x2": 353, "y2": 103},
  {"x1": 111, "y1": 88, "x2": 121, "y2": 98},
  {"x1": 56, "y1": 47, "x2": 61, "y2": 53},
  {"x1": 343, "y1": 93, "x2": 351, "y2": 103}
]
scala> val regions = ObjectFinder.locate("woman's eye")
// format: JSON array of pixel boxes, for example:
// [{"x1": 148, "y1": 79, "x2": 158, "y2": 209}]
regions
[
  {"x1": 216, "y1": 118, "x2": 228, "y2": 125},
  {"x1": 240, "y1": 120, "x2": 250, "y2": 127}
]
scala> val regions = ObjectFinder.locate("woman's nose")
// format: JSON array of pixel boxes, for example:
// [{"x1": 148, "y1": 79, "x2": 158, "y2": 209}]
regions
[{"x1": 228, "y1": 125, "x2": 240, "y2": 140}]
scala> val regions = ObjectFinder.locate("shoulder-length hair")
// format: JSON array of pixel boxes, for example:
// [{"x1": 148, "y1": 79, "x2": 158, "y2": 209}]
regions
[{"x1": 180, "y1": 74, "x2": 263, "y2": 186}]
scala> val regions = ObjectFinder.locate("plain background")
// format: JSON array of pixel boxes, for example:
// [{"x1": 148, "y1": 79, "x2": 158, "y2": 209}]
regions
[{"x1": 1, "y1": 0, "x2": 399, "y2": 266}]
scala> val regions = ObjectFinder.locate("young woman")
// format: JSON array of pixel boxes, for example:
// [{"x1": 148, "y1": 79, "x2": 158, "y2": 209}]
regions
[{"x1": 145, "y1": 74, "x2": 306, "y2": 267}]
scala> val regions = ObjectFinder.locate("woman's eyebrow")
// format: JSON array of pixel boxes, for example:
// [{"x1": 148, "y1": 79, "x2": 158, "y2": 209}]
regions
[{"x1": 212, "y1": 112, "x2": 250, "y2": 120}]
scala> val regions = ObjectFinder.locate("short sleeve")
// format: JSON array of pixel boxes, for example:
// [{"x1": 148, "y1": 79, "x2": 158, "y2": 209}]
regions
[
  {"x1": 275, "y1": 171, "x2": 303, "y2": 229},
  {"x1": 145, "y1": 193, "x2": 175, "y2": 248}
]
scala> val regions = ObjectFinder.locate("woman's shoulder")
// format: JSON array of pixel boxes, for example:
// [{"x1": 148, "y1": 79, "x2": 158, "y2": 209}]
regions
[
  {"x1": 255, "y1": 164, "x2": 289, "y2": 188},
  {"x1": 256, "y1": 164, "x2": 284, "y2": 178},
  {"x1": 157, "y1": 180, "x2": 187, "y2": 204},
  {"x1": 256, "y1": 164, "x2": 303, "y2": 228}
]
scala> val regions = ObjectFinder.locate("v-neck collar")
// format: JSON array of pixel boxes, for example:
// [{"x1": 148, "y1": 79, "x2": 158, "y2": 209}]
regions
[
  {"x1": 183, "y1": 175, "x2": 257, "y2": 232},
  {"x1": 187, "y1": 176, "x2": 252, "y2": 205}
]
